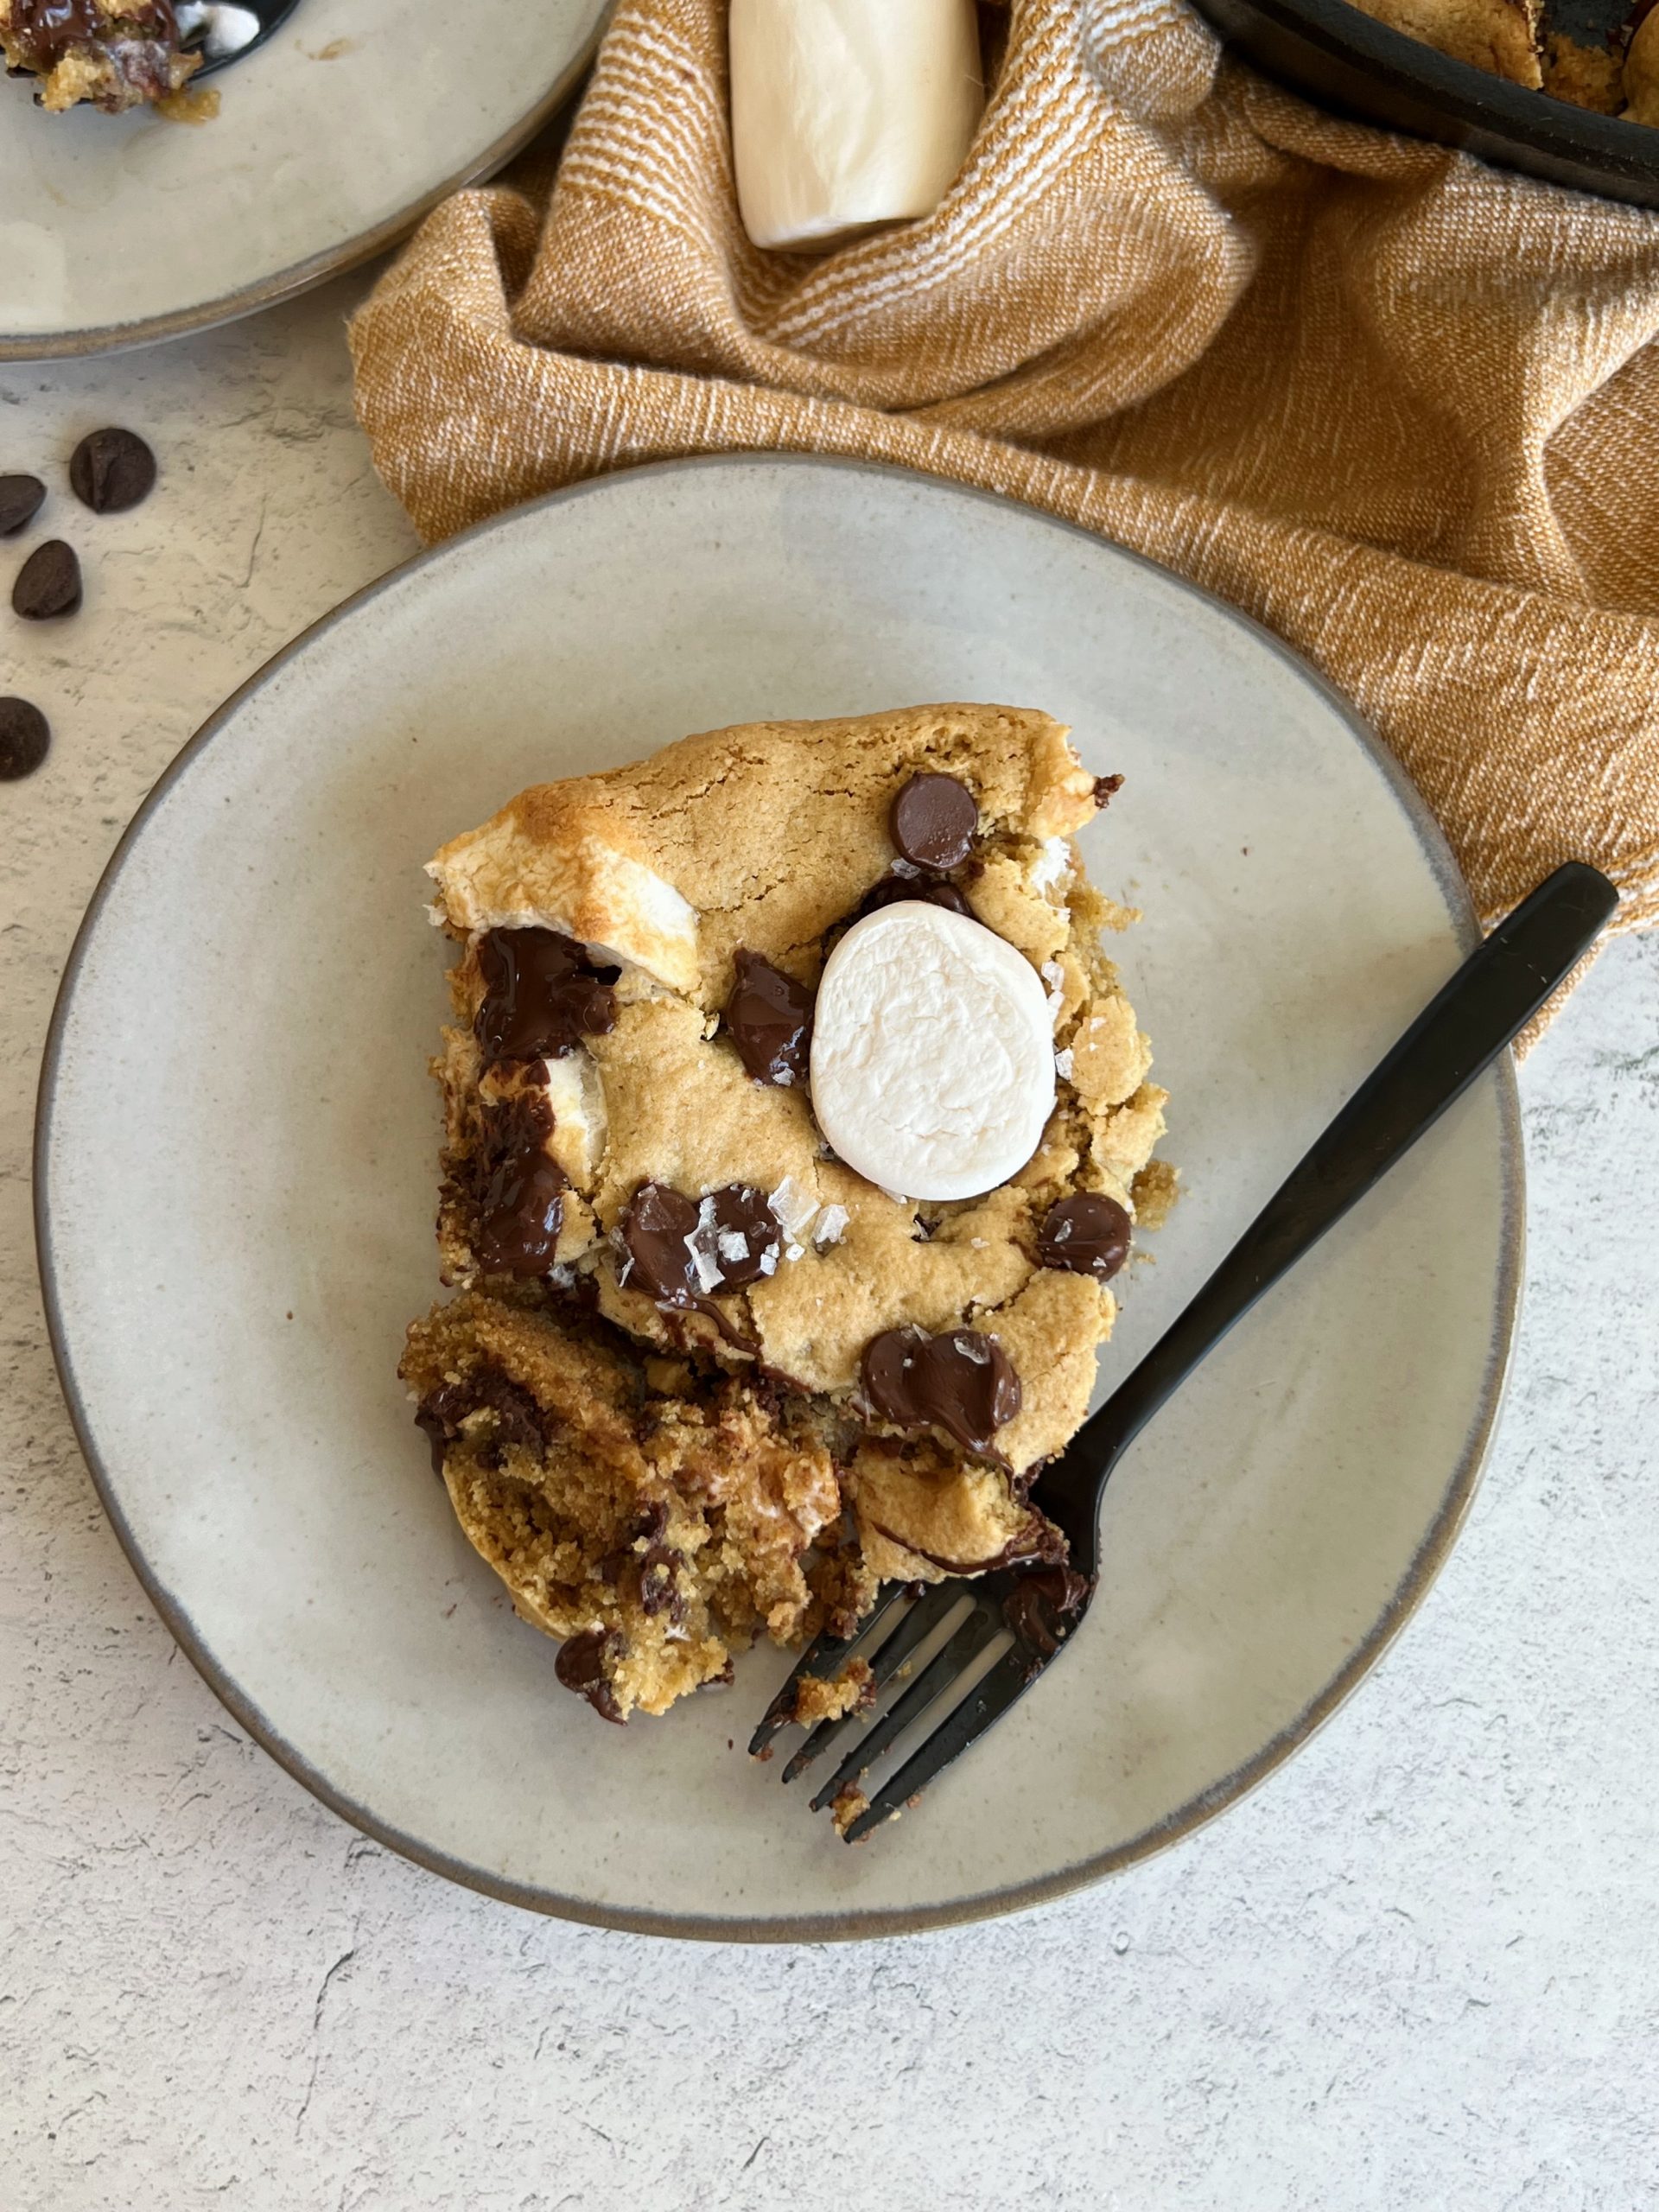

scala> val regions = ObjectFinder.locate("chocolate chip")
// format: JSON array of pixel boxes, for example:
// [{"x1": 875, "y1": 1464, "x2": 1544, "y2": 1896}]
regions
[
  {"x1": 704, "y1": 1184, "x2": 780, "y2": 1287},
  {"x1": 620, "y1": 1180, "x2": 779, "y2": 1304},
  {"x1": 1003, "y1": 1564, "x2": 1091, "y2": 1659},
  {"x1": 890, "y1": 772, "x2": 978, "y2": 873},
  {"x1": 68, "y1": 428, "x2": 156, "y2": 515},
  {"x1": 415, "y1": 1365, "x2": 550, "y2": 1475},
  {"x1": 470, "y1": 1089, "x2": 567, "y2": 1277},
  {"x1": 725, "y1": 949, "x2": 812, "y2": 1087},
  {"x1": 630, "y1": 1498, "x2": 671, "y2": 1544},
  {"x1": 555, "y1": 1629, "x2": 625, "y2": 1723},
  {"x1": 0, "y1": 698, "x2": 50, "y2": 780},
  {"x1": 1092, "y1": 772, "x2": 1124, "y2": 809},
  {"x1": 474, "y1": 926, "x2": 616, "y2": 1065},
  {"x1": 1037, "y1": 1192, "x2": 1132, "y2": 1282},
  {"x1": 12, "y1": 540, "x2": 81, "y2": 620},
  {"x1": 861, "y1": 1325, "x2": 1022, "y2": 1457},
  {"x1": 621, "y1": 1182, "x2": 702, "y2": 1303},
  {"x1": 857, "y1": 872, "x2": 972, "y2": 920},
  {"x1": 638, "y1": 1544, "x2": 686, "y2": 1621},
  {"x1": 0, "y1": 476, "x2": 45, "y2": 537}
]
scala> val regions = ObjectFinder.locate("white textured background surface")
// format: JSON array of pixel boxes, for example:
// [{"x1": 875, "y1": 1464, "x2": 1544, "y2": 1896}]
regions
[{"x1": 3, "y1": 274, "x2": 1657, "y2": 2212}]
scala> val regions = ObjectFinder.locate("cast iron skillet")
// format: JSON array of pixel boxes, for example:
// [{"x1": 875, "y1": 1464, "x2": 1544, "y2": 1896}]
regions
[{"x1": 1191, "y1": 0, "x2": 1659, "y2": 207}]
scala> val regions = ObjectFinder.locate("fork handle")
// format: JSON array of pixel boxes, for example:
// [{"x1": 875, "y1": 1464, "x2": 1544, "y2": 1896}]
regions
[{"x1": 1082, "y1": 861, "x2": 1618, "y2": 1472}]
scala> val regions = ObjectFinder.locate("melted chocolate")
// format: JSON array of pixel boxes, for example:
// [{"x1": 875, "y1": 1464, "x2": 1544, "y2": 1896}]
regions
[
  {"x1": 861, "y1": 1326, "x2": 1022, "y2": 1458},
  {"x1": 1002, "y1": 1564, "x2": 1091, "y2": 1662},
  {"x1": 620, "y1": 1182, "x2": 702, "y2": 1302},
  {"x1": 474, "y1": 926, "x2": 617, "y2": 1066},
  {"x1": 867, "y1": 1514, "x2": 1066, "y2": 1577},
  {"x1": 703, "y1": 1185, "x2": 780, "y2": 1287},
  {"x1": 555, "y1": 1629, "x2": 625, "y2": 1724},
  {"x1": 856, "y1": 872, "x2": 972, "y2": 920},
  {"x1": 9, "y1": 0, "x2": 174, "y2": 66},
  {"x1": 1092, "y1": 772, "x2": 1124, "y2": 809},
  {"x1": 620, "y1": 1181, "x2": 779, "y2": 1310},
  {"x1": 415, "y1": 1364, "x2": 550, "y2": 1477},
  {"x1": 890, "y1": 772, "x2": 979, "y2": 872},
  {"x1": 725, "y1": 949, "x2": 813, "y2": 1087},
  {"x1": 1037, "y1": 1192, "x2": 1132, "y2": 1282},
  {"x1": 469, "y1": 1089, "x2": 567, "y2": 1277}
]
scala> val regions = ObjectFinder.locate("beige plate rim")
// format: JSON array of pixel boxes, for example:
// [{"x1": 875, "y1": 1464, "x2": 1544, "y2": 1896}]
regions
[
  {"x1": 34, "y1": 454, "x2": 1525, "y2": 1944},
  {"x1": 0, "y1": 14, "x2": 603, "y2": 363}
]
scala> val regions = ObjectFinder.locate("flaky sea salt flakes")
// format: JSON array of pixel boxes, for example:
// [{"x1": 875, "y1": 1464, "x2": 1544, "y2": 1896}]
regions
[
  {"x1": 959, "y1": 1336, "x2": 990, "y2": 1364},
  {"x1": 717, "y1": 1229, "x2": 750, "y2": 1266},
  {"x1": 759, "y1": 1246, "x2": 779, "y2": 1276},
  {"x1": 1041, "y1": 959, "x2": 1065, "y2": 1025},
  {"x1": 685, "y1": 1198, "x2": 727, "y2": 1294},
  {"x1": 1055, "y1": 1046, "x2": 1074, "y2": 1079},
  {"x1": 813, "y1": 1204, "x2": 849, "y2": 1247},
  {"x1": 768, "y1": 1173, "x2": 819, "y2": 1243}
]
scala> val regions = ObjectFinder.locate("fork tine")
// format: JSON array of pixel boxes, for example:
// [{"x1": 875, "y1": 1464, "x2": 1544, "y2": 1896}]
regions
[
  {"x1": 780, "y1": 1582, "x2": 969, "y2": 1783},
  {"x1": 840, "y1": 1643, "x2": 1041, "y2": 1842},
  {"x1": 746, "y1": 1580, "x2": 912, "y2": 1757},
  {"x1": 808, "y1": 1600, "x2": 1004, "y2": 1813}
]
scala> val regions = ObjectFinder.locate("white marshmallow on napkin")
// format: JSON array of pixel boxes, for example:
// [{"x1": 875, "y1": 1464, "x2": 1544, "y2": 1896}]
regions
[
  {"x1": 729, "y1": 0, "x2": 985, "y2": 251},
  {"x1": 809, "y1": 901, "x2": 1055, "y2": 1202}
]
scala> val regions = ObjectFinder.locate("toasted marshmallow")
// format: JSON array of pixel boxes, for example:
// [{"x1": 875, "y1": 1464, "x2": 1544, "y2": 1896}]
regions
[
  {"x1": 809, "y1": 902, "x2": 1055, "y2": 1202},
  {"x1": 538, "y1": 1052, "x2": 607, "y2": 1190}
]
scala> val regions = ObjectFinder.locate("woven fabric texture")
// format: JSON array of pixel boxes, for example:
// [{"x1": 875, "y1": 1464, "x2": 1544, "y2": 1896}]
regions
[{"x1": 350, "y1": 0, "x2": 1659, "y2": 938}]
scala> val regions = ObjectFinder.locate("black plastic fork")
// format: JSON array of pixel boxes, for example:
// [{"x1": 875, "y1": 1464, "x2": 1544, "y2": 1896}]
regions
[{"x1": 751, "y1": 862, "x2": 1619, "y2": 1842}]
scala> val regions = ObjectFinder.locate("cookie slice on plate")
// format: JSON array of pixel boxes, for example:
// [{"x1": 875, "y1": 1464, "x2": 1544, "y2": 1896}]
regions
[{"x1": 402, "y1": 703, "x2": 1172, "y2": 1722}]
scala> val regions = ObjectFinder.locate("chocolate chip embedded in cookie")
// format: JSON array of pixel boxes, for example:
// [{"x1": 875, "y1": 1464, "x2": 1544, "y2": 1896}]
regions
[
  {"x1": 471, "y1": 1091, "x2": 568, "y2": 1278},
  {"x1": 555, "y1": 1629, "x2": 625, "y2": 1723},
  {"x1": 474, "y1": 926, "x2": 617, "y2": 1065},
  {"x1": 725, "y1": 949, "x2": 812, "y2": 1087},
  {"x1": 621, "y1": 1180, "x2": 781, "y2": 1307},
  {"x1": 891, "y1": 771, "x2": 978, "y2": 872},
  {"x1": 1037, "y1": 1192, "x2": 1132, "y2": 1282},
  {"x1": 861, "y1": 1325, "x2": 1022, "y2": 1459}
]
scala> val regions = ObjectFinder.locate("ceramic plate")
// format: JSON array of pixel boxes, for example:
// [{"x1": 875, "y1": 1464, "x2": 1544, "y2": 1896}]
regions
[
  {"x1": 1, "y1": 0, "x2": 607, "y2": 358},
  {"x1": 36, "y1": 456, "x2": 1521, "y2": 1941}
]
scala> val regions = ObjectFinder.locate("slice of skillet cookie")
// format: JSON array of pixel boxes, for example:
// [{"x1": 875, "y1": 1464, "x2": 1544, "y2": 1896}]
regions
[{"x1": 401, "y1": 704, "x2": 1172, "y2": 1721}]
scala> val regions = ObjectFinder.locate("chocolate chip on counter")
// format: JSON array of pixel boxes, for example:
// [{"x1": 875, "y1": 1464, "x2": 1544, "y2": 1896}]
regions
[
  {"x1": 725, "y1": 948, "x2": 813, "y2": 1087},
  {"x1": 620, "y1": 1182, "x2": 703, "y2": 1303},
  {"x1": 474, "y1": 925, "x2": 617, "y2": 1065},
  {"x1": 1037, "y1": 1192, "x2": 1132, "y2": 1281},
  {"x1": 0, "y1": 475, "x2": 45, "y2": 537},
  {"x1": 68, "y1": 427, "x2": 156, "y2": 515},
  {"x1": 12, "y1": 540, "x2": 81, "y2": 620},
  {"x1": 555, "y1": 1628, "x2": 626, "y2": 1723},
  {"x1": 1092, "y1": 772, "x2": 1124, "y2": 808},
  {"x1": 890, "y1": 772, "x2": 978, "y2": 873},
  {"x1": 861, "y1": 1325, "x2": 1022, "y2": 1458},
  {"x1": 0, "y1": 697, "x2": 51, "y2": 780}
]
